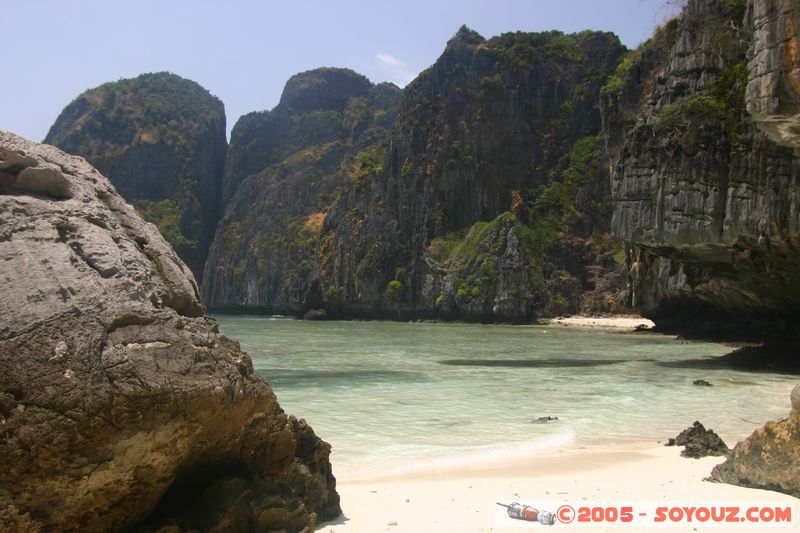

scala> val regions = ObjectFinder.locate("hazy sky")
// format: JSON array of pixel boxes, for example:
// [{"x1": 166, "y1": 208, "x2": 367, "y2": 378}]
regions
[{"x1": 1, "y1": 0, "x2": 675, "y2": 142}]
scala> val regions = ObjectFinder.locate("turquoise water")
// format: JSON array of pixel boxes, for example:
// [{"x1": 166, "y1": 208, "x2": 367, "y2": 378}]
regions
[{"x1": 215, "y1": 316, "x2": 797, "y2": 479}]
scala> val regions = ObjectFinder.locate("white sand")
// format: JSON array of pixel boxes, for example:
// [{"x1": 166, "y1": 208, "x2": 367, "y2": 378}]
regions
[
  {"x1": 319, "y1": 317, "x2": 796, "y2": 531},
  {"x1": 539, "y1": 315, "x2": 656, "y2": 332},
  {"x1": 320, "y1": 442, "x2": 798, "y2": 532}
]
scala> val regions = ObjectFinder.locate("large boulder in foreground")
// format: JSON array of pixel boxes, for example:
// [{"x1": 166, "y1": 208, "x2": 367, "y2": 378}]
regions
[
  {"x1": 0, "y1": 131, "x2": 339, "y2": 531},
  {"x1": 711, "y1": 384, "x2": 800, "y2": 497}
]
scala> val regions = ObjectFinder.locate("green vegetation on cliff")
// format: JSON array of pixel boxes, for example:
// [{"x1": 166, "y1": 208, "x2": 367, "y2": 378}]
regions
[
  {"x1": 202, "y1": 27, "x2": 629, "y2": 320},
  {"x1": 46, "y1": 72, "x2": 224, "y2": 184},
  {"x1": 652, "y1": 1, "x2": 748, "y2": 142},
  {"x1": 603, "y1": 0, "x2": 800, "y2": 338},
  {"x1": 431, "y1": 134, "x2": 623, "y2": 317},
  {"x1": 201, "y1": 68, "x2": 401, "y2": 312},
  {"x1": 45, "y1": 72, "x2": 227, "y2": 280},
  {"x1": 133, "y1": 199, "x2": 199, "y2": 255}
]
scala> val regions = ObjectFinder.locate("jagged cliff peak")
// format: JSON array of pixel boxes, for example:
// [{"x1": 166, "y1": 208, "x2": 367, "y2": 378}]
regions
[
  {"x1": 373, "y1": 80, "x2": 403, "y2": 99},
  {"x1": 278, "y1": 67, "x2": 373, "y2": 113},
  {"x1": 446, "y1": 25, "x2": 485, "y2": 48},
  {"x1": 221, "y1": 65, "x2": 400, "y2": 206}
]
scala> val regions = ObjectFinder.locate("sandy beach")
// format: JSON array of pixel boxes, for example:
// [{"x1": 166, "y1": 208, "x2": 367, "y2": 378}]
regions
[
  {"x1": 538, "y1": 315, "x2": 656, "y2": 332},
  {"x1": 320, "y1": 442, "x2": 798, "y2": 532}
]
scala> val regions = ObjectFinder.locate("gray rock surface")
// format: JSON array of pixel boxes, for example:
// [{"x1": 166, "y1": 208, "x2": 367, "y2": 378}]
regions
[
  {"x1": 746, "y1": 0, "x2": 800, "y2": 147},
  {"x1": 603, "y1": 0, "x2": 800, "y2": 337},
  {"x1": 0, "y1": 131, "x2": 339, "y2": 531}
]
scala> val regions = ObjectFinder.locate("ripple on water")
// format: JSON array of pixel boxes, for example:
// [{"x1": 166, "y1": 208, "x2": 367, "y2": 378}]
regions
[{"x1": 215, "y1": 316, "x2": 798, "y2": 477}]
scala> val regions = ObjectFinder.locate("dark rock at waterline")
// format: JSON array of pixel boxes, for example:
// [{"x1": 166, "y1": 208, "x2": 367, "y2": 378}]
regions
[
  {"x1": 666, "y1": 421, "x2": 729, "y2": 458},
  {"x1": 693, "y1": 379, "x2": 713, "y2": 387},
  {"x1": 303, "y1": 308, "x2": 328, "y2": 320},
  {"x1": 533, "y1": 416, "x2": 559, "y2": 424},
  {"x1": 711, "y1": 384, "x2": 800, "y2": 498},
  {"x1": 0, "y1": 131, "x2": 340, "y2": 531}
]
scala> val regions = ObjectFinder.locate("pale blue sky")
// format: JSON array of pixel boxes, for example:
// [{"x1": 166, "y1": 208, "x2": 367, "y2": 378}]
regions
[{"x1": 1, "y1": 0, "x2": 676, "y2": 142}]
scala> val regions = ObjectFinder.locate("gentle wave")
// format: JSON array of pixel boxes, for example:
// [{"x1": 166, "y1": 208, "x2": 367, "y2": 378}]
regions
[
  {"x1": 338, "y1": 429, "x2": 578, "y2": 480},
  {"x1": 440, "y1": 358, "x2": 627, "y2": 367}
]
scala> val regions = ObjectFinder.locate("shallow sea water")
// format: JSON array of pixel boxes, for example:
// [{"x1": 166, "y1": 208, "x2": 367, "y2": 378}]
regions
[{"x1": 215, "y1": 316, "x2": 797, "y2": 479}]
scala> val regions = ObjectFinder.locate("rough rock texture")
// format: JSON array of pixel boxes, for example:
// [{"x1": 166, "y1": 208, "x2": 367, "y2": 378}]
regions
[
  {"x1": 666, "y1": 421, "x2": 729, "y2": 458},
  {"x1": 45, "y1": 72, "x2": 228, "y2": 281},
  {"x1": 0, "y1": 131, "x2": 339, "y2": 532},
  {"x1": 202, "y1": 68, "x2": 400, "y2": 313},
  {"x1": 321, "y1": 28, "x2": 627, "y2": 321},
  {"x1": 220, "y1": 68, "x2": 387, "y2": 205},
  {"x1": 206, "y1": 28, "x2": 628, "y2": 321},
  {"x1": 747, "y1": 0, "x2": 800, "y2": 146},
  {"x1": 603, "y1": 0, "x2": 800, "y2": 338},
  {"x1": 711, "y1": 384, "x2": 800, "y2": 497}
]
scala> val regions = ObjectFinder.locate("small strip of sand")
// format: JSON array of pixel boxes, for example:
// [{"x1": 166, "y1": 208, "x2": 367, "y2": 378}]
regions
[
  {"x1": 539, "y1": 315, "x2": 656, "y2": 332},
  {"x1": 320, "y1": 442, "x2": 798, "y2": 532}
]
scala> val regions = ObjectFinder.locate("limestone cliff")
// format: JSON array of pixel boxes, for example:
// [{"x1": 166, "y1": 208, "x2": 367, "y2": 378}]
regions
[
  {"x1": 0, "y1": 131, "x2": 339, "y2": 531},
  {"x1": 319, "y1": 28, "x2": 627, "y2": 321},
  {"x1": 747, "y1": 0, "x2": 800, "y2": 147},
  {"x1": 45, "y1": 72, "x2": 227, "y2": 281},
  {"x1": 603, "y1": 0, "x2": 800, "y2": 338},
  {"x1": 206, "y1": 29, "x2": 628, "y2": 320},
  {"x1": 202, "y1": 68, "x2": 400, "y2": 312}
]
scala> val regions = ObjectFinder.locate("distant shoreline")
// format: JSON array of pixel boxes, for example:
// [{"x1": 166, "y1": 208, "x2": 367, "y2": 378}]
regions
[
  {"x1": 538, "y1": 315, "x2": 656, "y2": 332},
  {"x1": 211, "y1": 309, "x2": 657, "y2": 330}
]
